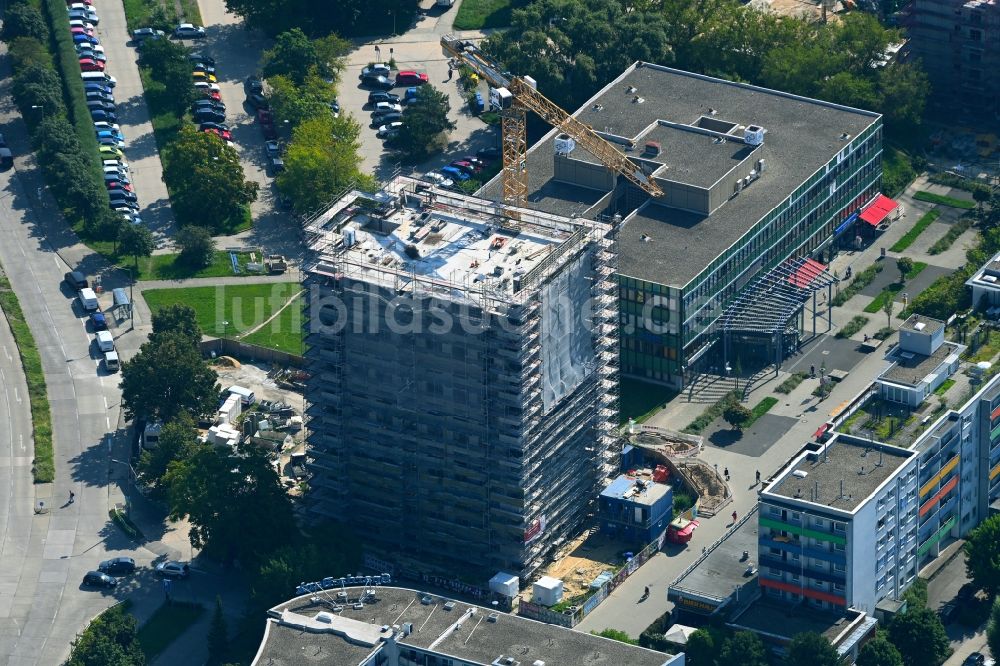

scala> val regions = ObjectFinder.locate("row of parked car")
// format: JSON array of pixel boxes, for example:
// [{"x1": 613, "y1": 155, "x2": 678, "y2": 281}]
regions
[
  {"x1": 64, "y1": 271, "x2": 121, "y2": 372},
  {"x1": 421, "y1": 147, "x2": 500, "y2": 189},
  {"x1": 70, "y1": 0, "x2": 145, "y2": 224},
  {"x1": 82, "y1": 556, "x2": 192, "y2": 589},
  {"x1": 359, "y1": 64, "x2": 429, "y2": 140}
]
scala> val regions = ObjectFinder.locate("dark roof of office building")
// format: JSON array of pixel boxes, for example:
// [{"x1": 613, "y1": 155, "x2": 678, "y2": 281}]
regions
[
  {"x1": 481, "y1": 63, "x2": 880, "y2": 288},
  {"x1": 257, "y1": 587, "x2": 674, "y2": 666},
  {"x1": 669, "y1": 508, "x2": 759, "y2": 603},
  {"x1": 765, "y1": 435, "x2": 914, "y2": 512},
  {"x1": 880, "y1": 341, "x2": 960, "y2": 388},
  {"x1": 731, "y1": 599, "x2": 868, "y2": 644}
]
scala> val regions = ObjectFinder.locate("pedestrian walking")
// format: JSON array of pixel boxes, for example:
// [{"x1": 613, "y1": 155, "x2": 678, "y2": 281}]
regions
[
  {"x1": 447, "y1": 66, "x2": 453, "y2": 81},
  {"x1": 732, "y1": 510, "x2": 738, "y2": 523},
  {"x1": 724, "y1": 467, "x2": 730, "y2": 481},
  {"x1": 69, "y1": 491, "x2": 75, "y2": 504},
  {"x1": 755, "y1": 470, "x2": 761, "y2": 485}
]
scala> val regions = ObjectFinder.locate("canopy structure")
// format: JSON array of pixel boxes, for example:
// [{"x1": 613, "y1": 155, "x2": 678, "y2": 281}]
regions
[
  {"x1": 717, "y1": 256, "x2": 839, "y2": 377},
  {"x1": 859, "y1": 194, "x2": 899, "y2": 227}
]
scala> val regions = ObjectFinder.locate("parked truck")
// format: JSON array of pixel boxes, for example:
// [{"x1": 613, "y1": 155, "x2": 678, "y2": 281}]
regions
[{"x1": 264, "y1": 255, "x2": 287, "y2": 274}]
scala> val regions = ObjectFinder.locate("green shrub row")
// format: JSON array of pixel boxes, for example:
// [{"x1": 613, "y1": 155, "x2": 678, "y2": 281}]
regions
[
  {"x1": 109, "y1": 508, "x2": 144, "y2": 540},
  {"x1": 890, "y1": 209, "x2": 939, "y2": 252},
  {"x1": 928, "y1": 172, "x2": 994, "y2": 197},
  {"x1": 0, "y1": 276, "x2": 54, "y2": 483},
  {"x1": 682, "y1": 390, "x2": 742, "y2": 435},
  {"x1": 928, "y1": 217, "x2": 975, "y2": 255},
  {"x1": 831, "y1": 262, "x2": 883, "y2": 307},
  {"x1": 836, "y1": 315, "x2": 869, "y2": 339},
  {"x1": 775, "y1": 372, "x2": 808, "y2": 394},
  {"x1": 913, "y1": 191, "x2": 976, "y2": 210}
]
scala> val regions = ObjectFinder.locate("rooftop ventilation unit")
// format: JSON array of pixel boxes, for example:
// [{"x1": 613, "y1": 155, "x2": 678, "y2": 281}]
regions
[
  {"x1": 744, "y1": 125, "x2": 765, "y2": 146},
  {"x1": 793, "y1": 470, "x2": 809, "y2": 478},
  {"x1": 914, "y1": 322, "x2": 926, "y2": 331},
  {"x1": 315, "y1": 612, "x2": 334, "y2": 624},
  {"x1": 644, "y1": 141, "x2": 661, "y2": 156},
  {"x1": 444, "y1": 601, "x2": 456, "y2": 611},
  {"x1": 554, "y1": 133, "x2": 576, "y2": 155},
  {"x1": 488, "y1": 613, "x2": 500, "y2": 623},
  {"x1": 420, "y1": 595, "x2": 434, "y2": 605}
]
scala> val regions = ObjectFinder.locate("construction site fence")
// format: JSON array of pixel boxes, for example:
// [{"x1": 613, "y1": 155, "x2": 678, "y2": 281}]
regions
[{"x1": 200, "y1": 338, "x2": 306, "y2": 369}]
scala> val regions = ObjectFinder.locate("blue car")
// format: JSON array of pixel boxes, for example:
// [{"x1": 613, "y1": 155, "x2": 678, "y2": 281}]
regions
[
  {"x1": 73, "y1": 33, "x2": 99, "y2": 45},
  {"x1": 84, "y1": 83, "x2": 113, "y2": 94},
  {"x1": 90, "y1": 312, "x2": 107, "y2": 330},
  {"x1": 440, "y1": 165, "x2": 469, "y2": 181},
  {"x1": 404, "y1": 87, "x2": 419, "y2": 104},
  {"x1": 90, "y1": 109, "x2": 117, "y2": 123}
]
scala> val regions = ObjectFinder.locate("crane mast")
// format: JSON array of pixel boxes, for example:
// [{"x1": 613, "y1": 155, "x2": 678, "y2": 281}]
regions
[{"x1": 441, "y1": 34, "x2": 663, "y2": 209}]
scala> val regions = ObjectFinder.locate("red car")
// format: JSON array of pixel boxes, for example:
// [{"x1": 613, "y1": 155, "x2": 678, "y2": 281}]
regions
[
  {"x1": 71, "y1": 26, "x2": 97, "y2": 37},
  {"x1": 451, "y1": 160, "x2": 481, "y2": 174},
  {"x1": 79, "y1": 58, "x2": 105, "y2": 72},
  {"x1": 106, "y1": 181, "x2": 134, "y2": 192},
  {"x1": 395, "y1": 71, "x2": 428, "y2": 86},
  {"x1": 67, "y1": 0, "x2": 93, "y2": 4},
  {"x1": 202, "y1": 128, "x2": 232, "y2": 141}
]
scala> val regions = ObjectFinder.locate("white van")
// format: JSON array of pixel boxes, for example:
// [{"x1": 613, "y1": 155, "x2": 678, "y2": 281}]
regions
[
  {"x1": 103, "y1": 350, "x2": 119, "y2": 372},
  {"x1": 96, "y1": 330, "x2": 114, "y2": 352},
  {"x1": 81, "y1": 71, "x2": 116, "y2": 87},
  {"x1": 78, "y1": 287, "x2": 99, "y2": 311},
  {"x1": 226, "y1": 385, "x2": 255, "y2": 405}
]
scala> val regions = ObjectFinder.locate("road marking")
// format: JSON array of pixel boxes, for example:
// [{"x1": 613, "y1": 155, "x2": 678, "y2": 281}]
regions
[
  {"x1": 103, "y1": 396, "x2": 108, "y2": 410},
  {"x1": 13, "y1": 388, "x2": 20, "y2": 403},
  {"x1": 20, "y1": 435, "x2": 25, "y2": 452},
  {"x1": 105, "y1": 416, "x2": 110, "y2": 430}
]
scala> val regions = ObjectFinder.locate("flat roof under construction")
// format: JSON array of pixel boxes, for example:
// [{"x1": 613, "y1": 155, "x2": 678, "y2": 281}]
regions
[{"x1": 306, "y1": 177, "x2": 594, "y2": 302}]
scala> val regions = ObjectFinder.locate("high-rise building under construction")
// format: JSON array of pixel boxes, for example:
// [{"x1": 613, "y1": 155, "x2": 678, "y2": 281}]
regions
[{"x1": 302, "y1": 176, "x2": 618, "y2": 580}]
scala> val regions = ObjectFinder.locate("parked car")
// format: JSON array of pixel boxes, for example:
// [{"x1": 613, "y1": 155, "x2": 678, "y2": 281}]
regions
[
  {"x1": 361, "y1": 74, "x2": 393, "y2": 90},
  {"x1": 84, "y1": 82, "x2": 113, "y2": 94},
  {"x1": 107, "y1": 179, "x2": 134, "y2": 192},
  {"x1": 194, "y1": 109, "x2": 226, "y2": 124},
  {"x1": 199, "y1": 121, "x2": 229, "y2": 133},
  {"x1": 73, "y1": 33, "x2": 99, "y2": 46},
  {"x1": 90, "y1": 109, "x2": 117, "y2": 123},
  {"x1": 189, "y1": 52, "x2": 216, "y2": 66},
  {"x1": 76, "y1": 47, "x2": 106, "y2": 62},
  {"x1": 395, "y1": 71, "x2": 428, "y2": 86},
  {"x1": 79, "y1": 58, "x2": 105, "y2": 72},
  {"x1": 68, "y1": 9, "x2": 99, "y2": 25},
  {"x1": 403, "y1": 87, "x2": 419, "y2": 104},
  {"x1": 192, "y1": 71, "x2": 217, "y2": 83},
  {"x1": 376, "y1": 121, "x2": 403, "y2": 139},
  {"x1": 108, "y1": 198, "x2": 139, "y2": 211},
  {"x1": 244, "y1": 75, "x2": 263, "y2": 94},
  {"x1": 440, "y1": 165, "x2": 469, "y2": 181},
  {"x1": 370, "y1": 111, "x2": 402, "y2": 127},
  {"x1": 85, "y1": 90, "x2": 114, "y2": 103},
  {"x1": 962, "y1": 653, "x2": 986, "y2": 666},
  {"x1": 155, "y1": 561, "x2": 190, "y2": 578},
  {"x1": 372, "y1": 101, "x2": 402, "y2": 116},
  {"x1": 107, "y1": 185, "x2": 136, "y2": 199},
  {"x1": 104, "y1": 174, "x2": 131, "y2": 189},
  {"x1": 98, "y1": 557, "x2": 136, "y2": 575},
  {"x1": 461, "y1": 156, "x2": 488, "y2": 168},
  {"x1": 422, "y1": 172, "x2": 454, "y2": 188},
  {"x1": 265, "y1": 140, "x2": 281, "y2": 158},
  {"x1": 64, "y1": 271, "x2": 89, "y2": 289},
  {"x1": 82, "y1": 571, "x2": 117, "y2": 588},
  {"x1": 97, "y1": 134, "x2": 125, "y2": 149},
  {"x1": 193, "y1": 81, "x2": 220, "y2": 93},
  {"x1": 476, "y1": 146, "x2": 500, "y2": 161},
  {"x1": 132, "y1": 27, "x2": 164, "y2": 43},
  {"x1": 86, "y1": 100, "x2": 115, "y2": 113},
  {"x1": 269, "y1": 156, "x2": 285, "y2": 174},
  {"x1": 192, "y1": 63, "x2": 216, "y2": 75},
  {"x1": 192, "y1": 99, "x2": 225, "y2": 113},
  {"x1": 202, "y1": 127, "x2": 232, "y2": 141},
  {"x1": 173, "y1": 23, "x2": 206, "y2": 39},
  {"x1": 360, "y1": 63, "x2": 391, "y2": 79},
  {"x1": 245, "y1": 92, "x2": 268, "y2": 110},
  {"x1": 367, "y1": 91, "x2": 400, "y2": 106}
]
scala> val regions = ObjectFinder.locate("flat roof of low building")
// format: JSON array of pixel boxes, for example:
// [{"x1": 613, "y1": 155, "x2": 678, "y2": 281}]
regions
[
  {"x1": 899, "y1": 314, "x2": 945, "y2": 337},
  {"x1": 880, "y1": 341, "x2": 961, "y2": 388},
  {"x1": 965, "y1": 251, "x2": 1000, "y2": 291},
  {"x1": 730, "y1": 599, "x2": 866, "y2": 645},
  {"x1": 480, "y1": 63, "x2": 880, "y2": 288},
  {"x1": 257, "y1": 587, "x2": 675, "y2": 666},
  {"x1": 601, "y1": 475, "x2": 671, "y2": 507},
  {"x1": 669, "y1": 508, "x2": 759, "y2": 604},
  {"x1": 765, "y1": 435, "x2": 914, "y2": 511}
]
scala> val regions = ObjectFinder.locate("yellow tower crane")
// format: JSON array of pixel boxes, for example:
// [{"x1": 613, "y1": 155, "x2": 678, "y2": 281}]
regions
[{"x1": 441, "y1": 35, "x2": 663, "y2": 209}]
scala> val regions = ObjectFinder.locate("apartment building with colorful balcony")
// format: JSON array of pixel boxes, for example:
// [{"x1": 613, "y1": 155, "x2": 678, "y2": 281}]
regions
[{"x1": 758, "y1": 435, "x2": 919, "y2": 614}]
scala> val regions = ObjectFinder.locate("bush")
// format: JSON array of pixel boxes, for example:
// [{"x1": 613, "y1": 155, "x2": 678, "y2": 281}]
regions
[
  {"x1": 683, "y1": 390, "x2": 741, "y2": 434},
  {"x1": 176, "y1": 226, "x2": 216, "y2": 268},
  {"x1": 2, "y1": 4, "x2": 47, "y2": 41},
  {"x1": 836, "y1": 315, "x2": 869, "y2": 338},
  {"x1": 775, "y1": 371, "x2": 808, "y2": 394},
  {"x1": 913, "y1": 191, "x2": 976, "y2": 209},
  {"x1": 832, "y1": 263, "x2": 883, "y2": 306},
  {"x1": 928, "y1": 216, "x2": 974, "y2": 255}
]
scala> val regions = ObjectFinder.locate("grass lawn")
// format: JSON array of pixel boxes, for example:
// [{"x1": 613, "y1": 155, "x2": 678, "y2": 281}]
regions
[
  {"x1": 933, "y1": 378, "x2": 956, "y2": 396},
  {"x1": 242, "y1": 291, "x2": 305, "y2": 354},
  {"x1": 122, "y1": 0, "x2": 201, "y2": 31},
  {"x1": 0, "y1": 276, "x2": 53, "y2": 482},
  {"x1": 913, "y1": 191, "x2": 976, "y2": 210},
  {"x1": 745, "y1": 397, "x2": 778, "y2": 428},
  {"x1": 619, "y1": 377, "x2": 678, "y2": 425},
  {"x1": 890, "y1": 209, "x2": 939, "y2": 252},
  {"x1": 137, "y1": 602, "x2": 203, "y2": 660},
  {"x1": 143, "y1": 282, "x2": 300, "y2": 338},
  {"x1": 134, "y1": 251, "x2": 256, "y2": 281},
  {"x1": 929, "y1": 217, "x2": 976, "y2": 255},
  {"x1": 453, "y1": 0, "x2": 530, "y2": 29},
  {"x1": 864, "y1": 283, "x2": 904, "y2": 313}
]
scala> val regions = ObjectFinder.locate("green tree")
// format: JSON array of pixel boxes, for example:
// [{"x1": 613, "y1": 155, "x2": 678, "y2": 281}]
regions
[
  {"x1": 261, "y1": 28, "x2": 335, "y2": 85},
  {"x1": 264, "y1": 73, "x2": 334, "y2": 128},
  {"x1": 684, "y1": 627, "x2": 720, "y2": 666},
  {"x1": 393, "y1": 85, "x2": 456, "y2": 159},
  {"x1": 223, "y1": 0, "x2": 418, "y2": 37},
  {"x1": 882, "y1": 293, "x2": 895, "y2": 328},
  {"x1": 118, "y1": 224, "x2": 154, "y2": 270},
  {"x1": 277, "y1": 112, "x2": 368, "y2": 214},
  {"x1": 176, "y1": 226, "x2": 217, "y2": 268},
  {"x1": 164, "y1": 442, "x2": 296, "y2": 564},
  {"x1": 987, "y1": 595, "x2": 1000, "y2": 663},
  {"x1": 719, "y1": 631, "x2": 767, "y2": 666},
  {"x1": 901, "y1": 577, "x2": 927, "y2": 610},
  {"x1": 592, "y1": 628, "x2": 639, "y2": 645},
  {"x1": 8, "y1": 36, "x2": 52, "y2": 71},
  {"x1": 67, "y1": 604, "x2": 145, "y2": 666},
  {"x1": 896, "y1": 256, "x2": 914, "y2": 281},
  {"x1": 120, "y1": 331, "x2": 220, "y2": 423},
  {"x1": 857, "y1": 633, "x2": 903, "y2": 666},
  {"x1": 786, "y1": 632, "x2": 840, "y2": 666},
  {"x1": 887, "y1": 607, "x2": 951, "y2": 666},
  {"x1": 138, "y1": 38, "x2": 195, "y2": 113},
  {"x1": 33, "y1": 115, "x2": 82, "y2": 160},
  {"x1": 162, "y1": 128, "x2": 259, "y2": 232},
  {"x1": 964, "y1": 513, "x2": 1000, "y2": 595},
  {"x1": 137, "y1": 413, "x2": 199, "y2": 494},
  {"x1": 723, "y1": 403, "x2": 752, "y2": 431},
  {"x1": 151, "y1": 304, "x2": 203, "y2": 347},
  {"x1": 2, "y1": 3, "x2": 47, "y2": 41},
  {"x1": 207, "y1": 596, "x2": 229, "y2": 666}
]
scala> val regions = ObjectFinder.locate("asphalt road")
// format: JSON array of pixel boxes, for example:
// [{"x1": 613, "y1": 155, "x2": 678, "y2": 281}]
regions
[{"x1": 93, "y1": 0, "x2": 178, "y2": 247}]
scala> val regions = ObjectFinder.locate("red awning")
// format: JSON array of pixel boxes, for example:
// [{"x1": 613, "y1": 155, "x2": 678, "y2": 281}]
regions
[
  {"x1": 859, "y1": 194, "x2": 899, "y2": 227},
  {"x1": 788, "y1": 258, "x2": 827, "y2": 289}
]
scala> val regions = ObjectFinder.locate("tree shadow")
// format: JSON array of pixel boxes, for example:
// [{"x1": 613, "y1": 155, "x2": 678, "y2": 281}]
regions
[{"x1": 708, "y1": 428, "x2": 743, "y2": 447}]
